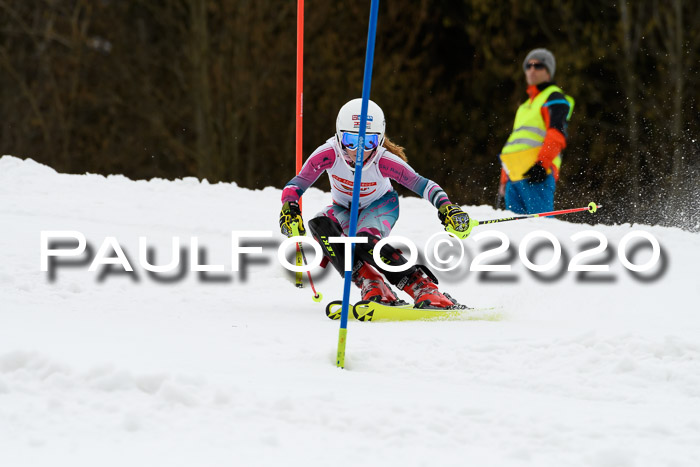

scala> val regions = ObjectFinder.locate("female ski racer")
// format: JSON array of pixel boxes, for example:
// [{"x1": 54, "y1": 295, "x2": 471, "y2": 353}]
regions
[{"x1": 279, "y1": 99, "x2": 473, "y2": 309}]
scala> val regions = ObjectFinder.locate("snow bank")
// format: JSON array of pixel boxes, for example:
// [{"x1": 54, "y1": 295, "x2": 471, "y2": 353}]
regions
[{"x1": 1, "y1": 156, "x2": 699, "y2": 467}]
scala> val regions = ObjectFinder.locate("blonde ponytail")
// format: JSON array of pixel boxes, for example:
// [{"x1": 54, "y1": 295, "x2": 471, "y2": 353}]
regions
[{"x1": 382, "y1": 136, "x2": 408, "y2": 162}]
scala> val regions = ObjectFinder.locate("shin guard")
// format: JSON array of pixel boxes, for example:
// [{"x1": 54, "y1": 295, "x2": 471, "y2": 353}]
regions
[{"x1": 307, "y1": 216, "x2": 360, "y2": 275}]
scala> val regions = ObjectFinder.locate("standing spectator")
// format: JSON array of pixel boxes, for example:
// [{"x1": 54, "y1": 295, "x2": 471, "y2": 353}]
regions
[{"x1": 497, "y1": 48, "x2": 575, "y2": 214}]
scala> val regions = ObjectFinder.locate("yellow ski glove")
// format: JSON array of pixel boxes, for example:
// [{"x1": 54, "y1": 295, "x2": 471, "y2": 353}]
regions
[
  {"x1": 279, "y1": 201, "x2": 305, "y2": 237},
  {"x1": 438, "y1": 203, "x2": 475, "y2": 239}
]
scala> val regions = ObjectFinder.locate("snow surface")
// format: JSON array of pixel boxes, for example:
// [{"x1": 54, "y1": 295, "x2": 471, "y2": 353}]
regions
[{"x1": 1, "y1": 155, "x2": 699, "y2": 467}]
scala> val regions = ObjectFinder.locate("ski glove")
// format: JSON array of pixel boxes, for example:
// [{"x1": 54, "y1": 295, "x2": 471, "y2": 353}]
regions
[
  {"x1": 438, "y1": 204, "x2": 474, "y2": 239},
  {"x1": 279, "y1": 201, "x2": 305, "y2": 237},
  {"x1": 524, "y1": 161, "x2": 548, "y2": 184}
]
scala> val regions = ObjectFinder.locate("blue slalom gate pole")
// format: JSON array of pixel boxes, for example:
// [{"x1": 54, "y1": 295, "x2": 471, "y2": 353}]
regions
[{"x1": 337, "y1": 0, "x2": 381, "y2": 368}]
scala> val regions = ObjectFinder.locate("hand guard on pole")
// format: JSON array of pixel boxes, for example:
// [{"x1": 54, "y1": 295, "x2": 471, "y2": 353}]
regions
[
  {"x1": 279, "y1": 201, "x2": 305, "y2": 237},
  {"x1": 438, "y1": 203, "x2": 475, "y2": 239}
]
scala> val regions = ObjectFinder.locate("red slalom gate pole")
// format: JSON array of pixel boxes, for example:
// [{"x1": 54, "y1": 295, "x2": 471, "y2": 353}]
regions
[
  {"x1": 296, "y1": 0, "x2": 303, "y2": 180},
  {"x1": 294, "y1": 0, "x2": 304, "y2": 288}
]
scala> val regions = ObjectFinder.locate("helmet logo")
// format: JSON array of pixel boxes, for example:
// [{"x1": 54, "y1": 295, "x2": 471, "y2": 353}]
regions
[{"x1": 351, "y1": 114, "x2": 373, "y2": 130}]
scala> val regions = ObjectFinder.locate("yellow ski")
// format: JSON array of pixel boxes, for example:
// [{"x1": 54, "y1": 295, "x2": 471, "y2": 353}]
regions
[{"x1": 325, "y1": 300, "x2": 502, "y2": 322}]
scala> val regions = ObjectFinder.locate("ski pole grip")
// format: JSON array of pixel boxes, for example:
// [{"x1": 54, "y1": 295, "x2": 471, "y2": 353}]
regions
[{"x1": 445, "y1": 218, "x2": 478, "y2": 239}]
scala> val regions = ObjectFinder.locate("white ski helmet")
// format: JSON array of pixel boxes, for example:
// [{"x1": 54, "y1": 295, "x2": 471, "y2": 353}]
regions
[{"x1": 335, "y1": 98, "x2": 386, "y2": 170}]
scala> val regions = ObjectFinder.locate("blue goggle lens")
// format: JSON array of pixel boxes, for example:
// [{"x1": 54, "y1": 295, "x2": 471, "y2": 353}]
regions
[{"x1": 341, "y1": 132, "x2": 380, "y2": 151}]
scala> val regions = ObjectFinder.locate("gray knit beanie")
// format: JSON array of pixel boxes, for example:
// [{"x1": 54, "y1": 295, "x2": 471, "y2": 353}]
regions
[{"x1": 523, "y1": 48, "x2": 556, "y2": 79}]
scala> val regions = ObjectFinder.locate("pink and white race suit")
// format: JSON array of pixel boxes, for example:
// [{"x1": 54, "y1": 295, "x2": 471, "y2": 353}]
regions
[{"x1": 282, "y1": 137, "x2": 451, "y2": 237}]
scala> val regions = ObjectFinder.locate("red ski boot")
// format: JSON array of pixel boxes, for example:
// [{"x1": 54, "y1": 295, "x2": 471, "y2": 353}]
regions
[
  {"x1": 400, "y1": 269, "x2": 455, "y2": 309},
  {"x1": 353, "y1": 263, "x2": 400, "y2": 304}
]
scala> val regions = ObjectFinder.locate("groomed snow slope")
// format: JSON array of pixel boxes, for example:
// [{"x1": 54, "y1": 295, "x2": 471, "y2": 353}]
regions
[{"x1": 1, "y1": 155, "x2": 699, "y2": 467}]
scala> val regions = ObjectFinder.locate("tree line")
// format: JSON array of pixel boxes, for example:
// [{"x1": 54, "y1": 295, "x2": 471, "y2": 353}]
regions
[{"x1": 1, "y1": 0, "x2": 698, "y2": 230}]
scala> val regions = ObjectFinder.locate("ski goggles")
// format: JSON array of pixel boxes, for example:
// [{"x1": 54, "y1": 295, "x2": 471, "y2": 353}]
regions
[{"x1": 340, "y1": 132, "x2": 380, "y2": 151}]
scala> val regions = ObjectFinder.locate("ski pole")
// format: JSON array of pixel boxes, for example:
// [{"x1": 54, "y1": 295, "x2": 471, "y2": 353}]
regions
[
  {"x1": 295, "y1": 244, "x2": 304, "y2": 288},
  {"x1": 291, "y1": 222, "x2": 322, "y2": 302},
  {"x1": 445, "y1": 202, "x2": 601, "y2": 238},
  {"x1": 478, "y1": 201, "x2": 601, "y2": 226},
  {"x1": 298, "y1": 242, "x2": 322, "y2": 303}
]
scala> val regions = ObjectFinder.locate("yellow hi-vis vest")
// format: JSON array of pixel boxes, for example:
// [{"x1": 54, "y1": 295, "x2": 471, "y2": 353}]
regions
[{"x1": 499, "y1": 85, "x2": 574, "y2": 182}]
